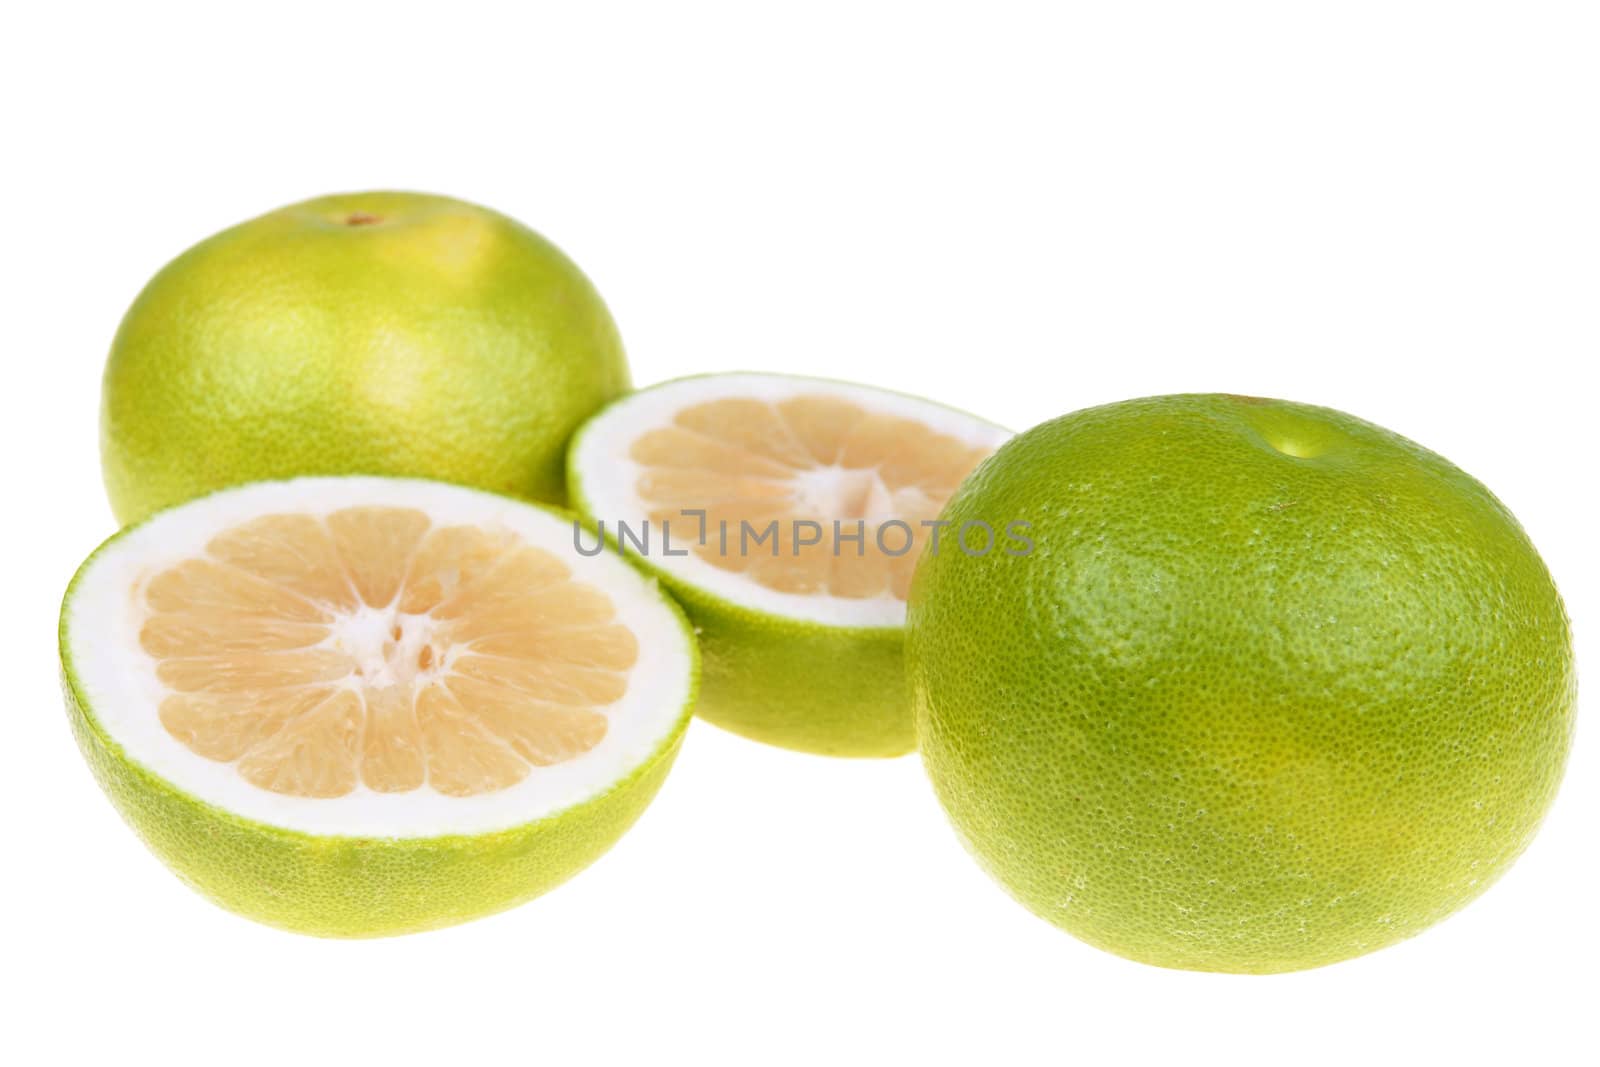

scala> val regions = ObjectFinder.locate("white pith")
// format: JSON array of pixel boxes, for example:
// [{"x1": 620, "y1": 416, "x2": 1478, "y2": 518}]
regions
[
  {"x1": 571, "y1": 373, "x2": 1013, "y2": 628},
  {"x1": 65, "y1": 477, "x2": 694, "y2": 838},
  {"x1": 328, "y1": 607, "x2": 453, "y2": 689}
]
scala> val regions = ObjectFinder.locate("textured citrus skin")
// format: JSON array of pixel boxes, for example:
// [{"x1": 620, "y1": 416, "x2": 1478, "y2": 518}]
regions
[
  {"x1": 102, "y1": 191, "x2": 629, "y2": 525},
  {"x1": 654, "y1": 577, "x2": 908, "y2": 757},
  {"x1": 908, "y1": 394, "x2": 1576, "y2": 973},
  {"x1": 58, "y1": 509, "x2": 697, "y2": 938}
]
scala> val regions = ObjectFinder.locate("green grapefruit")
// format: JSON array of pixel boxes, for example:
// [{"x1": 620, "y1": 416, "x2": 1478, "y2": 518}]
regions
[
  {"x1": 60, "y1": 476, "x2": 697, "y2": 936},
  {"x1": 101, "y1": 191, "x2": 629, "y2": 524},
  {"x1": 908, "y1": 394, "x2": 1576, "y2": 972},
  {"x1": 568, "y1": 373, "x2": 1010, "y2": 756}
]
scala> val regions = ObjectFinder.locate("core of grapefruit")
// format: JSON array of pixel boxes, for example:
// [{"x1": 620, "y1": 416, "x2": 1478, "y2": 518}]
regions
[
  {"x1": 101, "y1": 191, "x2": 629, "y2": 524},
  {"x1": 907, "y1": 394, "x2": 1576, "y2": 973}
]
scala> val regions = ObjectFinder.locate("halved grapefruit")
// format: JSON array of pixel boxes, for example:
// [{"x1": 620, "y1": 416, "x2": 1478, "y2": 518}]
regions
[
  {"x1": 60, "y1": 476, "x2": 697, "y2": 936},
  {"x1": 568, "y1": 373, "x2": 1008, "y2": 756}
]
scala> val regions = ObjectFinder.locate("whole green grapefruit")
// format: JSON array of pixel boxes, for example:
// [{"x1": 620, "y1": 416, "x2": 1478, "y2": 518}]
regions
[
  {"x1": 101, "y1": 191, "x2": 629, "y2": 525},
  {"x1": 907, "y1": 394, "x2": 1576, "y2": 973}
]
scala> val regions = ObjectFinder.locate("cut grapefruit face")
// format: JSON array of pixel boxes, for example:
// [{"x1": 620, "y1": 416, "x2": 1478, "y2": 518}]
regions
[
  {"x1": 63, "y1": 477, "x2": 695, "y2": 842},
  {"x1": 570, "y1": 373, "x2": 1012, "y2": 628},
  {"x1": 568, "y1": 374, "x2": 1008, "y2": 757}
]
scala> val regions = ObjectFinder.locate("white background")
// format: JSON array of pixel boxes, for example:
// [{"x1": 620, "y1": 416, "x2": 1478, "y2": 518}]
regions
[{"x1": 4, "y1": 3, "x2": 1596, "y2": 1064}]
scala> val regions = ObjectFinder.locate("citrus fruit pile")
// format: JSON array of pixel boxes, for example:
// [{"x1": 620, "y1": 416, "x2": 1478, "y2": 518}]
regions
[{"x1": 60, "y1": 191, "x2": 1575, "y2": 968}]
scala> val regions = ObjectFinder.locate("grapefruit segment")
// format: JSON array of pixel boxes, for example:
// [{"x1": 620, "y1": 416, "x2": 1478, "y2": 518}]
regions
[{"x1": 205, "y1": 513, "x2": 360, "y2": 611}]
